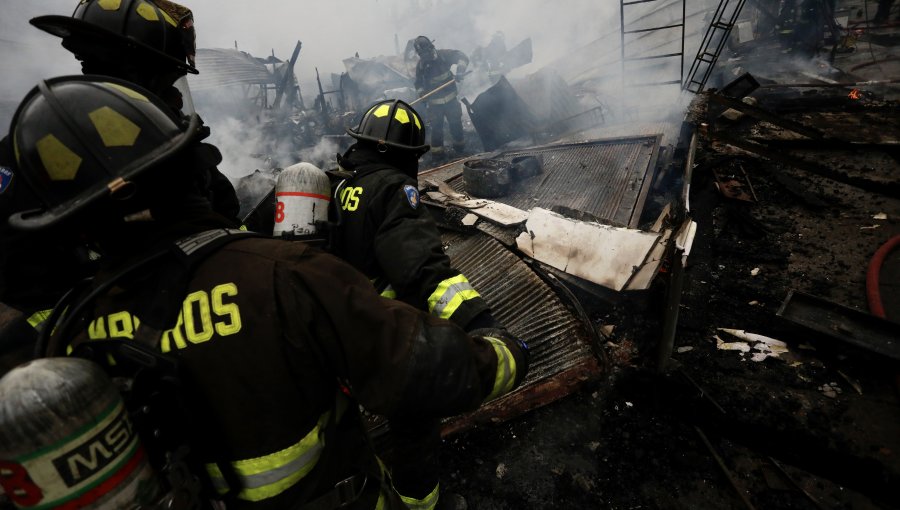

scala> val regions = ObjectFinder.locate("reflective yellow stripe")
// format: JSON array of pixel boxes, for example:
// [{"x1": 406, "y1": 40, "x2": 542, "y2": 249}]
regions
[
  {"x1": 375, "y1": 492, "x2": 387, "y2": 510},
  {"x1": 484, "y1": 337, "x2": 517, "y2": 402},
  {"x1": 380, "y1": 286, "x2": 397, "y2": 299},
  {"x1": 427, "y1": 274, "x2": 480, "y2": 320},
  {"x1": 369, "y1": 278, "x2": 397, "y2": 299},
  {"x1": 27, "y1": 309, "x2": 53, "y2": 329},
  {"x1": 205, "y1": 411, "x2": 330, "y2": 502},
  {"x1": 399, "y1": 483, "x2": 439, "y2": 510}
]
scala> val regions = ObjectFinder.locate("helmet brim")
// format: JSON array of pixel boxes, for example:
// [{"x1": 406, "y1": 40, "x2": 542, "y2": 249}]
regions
[
  {"x1": 30, "y1": 15, "x2": 198, "y2": 75},
  {"x1": 8, "y1": 113, "x2": 203, "y2": 231},
  {"x1": 346, "y1": 128, "x2": 430, "y2": 155}
]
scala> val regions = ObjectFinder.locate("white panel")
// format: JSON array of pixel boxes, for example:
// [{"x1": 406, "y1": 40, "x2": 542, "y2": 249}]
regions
[{"x1": 517, "y1": 208, "x2": 661, "y2": 291}]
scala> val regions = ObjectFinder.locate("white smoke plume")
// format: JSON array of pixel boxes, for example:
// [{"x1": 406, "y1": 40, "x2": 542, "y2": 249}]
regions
[{"x1": 2, "y1": 0, "x2": 731, "y2": 175}]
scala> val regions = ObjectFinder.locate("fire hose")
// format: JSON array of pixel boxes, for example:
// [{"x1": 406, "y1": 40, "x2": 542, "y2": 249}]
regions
[
  {"x1": 866, "y1": 234, "x2": 900, "y2": 319},
  {"x1": 865, "y1": 234, "x2": 900, "y2": 397}
]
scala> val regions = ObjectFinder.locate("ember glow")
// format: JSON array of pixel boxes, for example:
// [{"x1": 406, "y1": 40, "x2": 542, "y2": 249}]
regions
[{"x1": 848, "y1": 88, "x2": 861, "y2": 100}]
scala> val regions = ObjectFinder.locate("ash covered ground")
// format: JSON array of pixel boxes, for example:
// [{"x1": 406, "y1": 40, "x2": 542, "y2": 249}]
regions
[{"x1": 438, "y1": 100, "x2": 900, "y2": 509}]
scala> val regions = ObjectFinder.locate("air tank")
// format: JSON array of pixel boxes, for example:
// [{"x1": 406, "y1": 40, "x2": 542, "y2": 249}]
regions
[
  {"x1": 0, "y1": 358, "x2": 162, "y2": 509},
  {"x1": 273, "y1": 162, "x2": 331, "y2": 237}
]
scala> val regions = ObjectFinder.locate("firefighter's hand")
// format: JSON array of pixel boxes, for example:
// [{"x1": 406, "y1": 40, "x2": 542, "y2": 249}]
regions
[{"x1": 469, "y1": 327, "x2": 530, "y2": 384}]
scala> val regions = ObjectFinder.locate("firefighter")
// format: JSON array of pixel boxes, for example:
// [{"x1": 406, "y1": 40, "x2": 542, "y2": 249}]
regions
[
  {"x1": 331, "y1": 100, "x2": 500, "y2": 334},
  {"x1": 330, "y1": 99, "x2": 508, "y2": 510},
  {"x1": 0, "y1": 0, "x2": 239, "y2": 360},
  {"x1": 29, "y1": 0, "x2": 239, "y2": 221},
  {"x1": 413, "y1": 36, "x2": 469, "y2": 161},
  {"x1": 4, "y1": 75, "x2": 529, "y2": 510}
]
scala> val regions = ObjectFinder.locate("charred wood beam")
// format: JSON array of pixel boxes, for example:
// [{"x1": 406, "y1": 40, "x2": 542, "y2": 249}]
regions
[
  {"x1": 658, "y1": 235, "x2": 687, "y2": 373},
  {"x1": 440, "y1": 357, "x2": 601, "y2": 437},
  {"x1": 777, "y1": 290, "x2": 900, "y2": 364},
  {"x1": 273, "y1": 41, "x2": 302, "y2": 109},
  {"x1": 713, "y1": 134, "x2": 829, "y2": 205},
  {"x1": 671, "y1": 370, "x2": 900, "y2": 507},
  {"x1": 758, "y1": 78, "x2": 900, "y2": 88},
  {"x1": 695, "y1": 426, "x2": 758, "y2": 510},
  {"x1": 708, "y1": 94, "x2": 824, "y2": 139},
  {"x1": 713, "y1": 133, "x2": 900, "y2": 199},
  {"x1": 755, "y1": 138, "x2": 900, "y2": 152},
  {"x1": 767, "y1": 457, "x2": 830, "y2": 510},
  {"x1": 759, "y1": 138, "x2": 900, "y2": 164}
]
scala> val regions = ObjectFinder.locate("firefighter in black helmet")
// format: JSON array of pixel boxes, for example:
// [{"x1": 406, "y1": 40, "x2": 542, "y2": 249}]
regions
[
  {"x1": 31, "y1": 0, "x2": 197, "y2": 111},
  {"x1": 29, "y1": 0, "x2": 239, "y2": 221},
  {"x1": 413, "y1": 36, "x2": 470, "y2": 161},
  {"x1": 0, "y1": 0, "x2": 238, "y2": 360},
  {"x1": 332, "y1": 99, "x2": 500, "y2": 333},
  {"x1": 329, "y1": 99, "x2": 515, "y2": 510},
  {"x1": 5, "y1": 75, "x2": 528, "y2": 509}
]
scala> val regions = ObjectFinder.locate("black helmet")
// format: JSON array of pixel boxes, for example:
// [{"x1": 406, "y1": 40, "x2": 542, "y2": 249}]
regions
[
  {"x1": 30, "y1": 0, "x2": 198, "y2": 75},
  {"x1": 8, "y1": 75, "x2": 201, "y2": 231},
  {"x1": 414, "y1": 36, "x2": 436, "y2": 58},
  {"x1": 347, "y1": 100, "x2": 429, "y2": 155}
]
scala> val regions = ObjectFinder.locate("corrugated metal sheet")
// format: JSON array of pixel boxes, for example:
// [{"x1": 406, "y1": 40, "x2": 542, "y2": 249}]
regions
[
  {"x1": 449, "y1": 136, "x2": 661, "y2": 228},
  {"x1": 189, "y1": 48, "x2": 274, "y2": 91},
  {"x1": 440, "y1": 232, "x2": 602, "y2": 434}
]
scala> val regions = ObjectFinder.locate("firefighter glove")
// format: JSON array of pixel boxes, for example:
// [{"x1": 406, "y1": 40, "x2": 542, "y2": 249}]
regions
[{"x1": 469, "y1": 327, "x2": 529, "y2": 387}]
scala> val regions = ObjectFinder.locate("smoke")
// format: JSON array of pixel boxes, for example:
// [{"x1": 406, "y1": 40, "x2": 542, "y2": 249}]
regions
[
  {"x1": 0, "y1": 0, "x2": 776, "y2": 173},
  {"x1": 179, "y1": 0, "x2": 637, "y2": 177},
  {"x1": 208, "y1": 116, "x2": 275, "y2": 178},
  {"x1": 0, "y1": 0, "x2": 80, "y2": 129},
  {"x1": 180, "y1": 0, "x2": 620, "y2": 86}
]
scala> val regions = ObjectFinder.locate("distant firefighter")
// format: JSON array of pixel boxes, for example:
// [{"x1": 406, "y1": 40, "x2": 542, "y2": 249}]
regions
[{"x1": 413, "y1": 36, "x2": 470, "y2": 161}]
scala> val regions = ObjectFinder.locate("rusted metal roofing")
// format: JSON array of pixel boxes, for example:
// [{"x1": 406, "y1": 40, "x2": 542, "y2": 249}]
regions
[
  {"x1": 440, "y1": 232, "x2": 603, "y2": 435},
  {"x1": 189, "y1": 48, "x2": 274, "y2": 91},
  {"x1": 448, "y1": 136, "x2": 662, "y2": 228}
]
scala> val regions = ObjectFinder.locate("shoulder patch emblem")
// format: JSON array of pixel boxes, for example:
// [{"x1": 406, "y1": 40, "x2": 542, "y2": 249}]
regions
[
  {"x1": 403, "y1": 185, "x2": 419, "y2": 209},
  {"x1": 0, "y1": 167, "x2": 12, "y2": 195}
]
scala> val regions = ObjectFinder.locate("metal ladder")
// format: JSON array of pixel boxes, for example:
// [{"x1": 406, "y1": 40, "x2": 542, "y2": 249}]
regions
[
  {"x1": 619, "y1": 0, "x2": 686, "y2": 92},
  {"x1": 683, "y1": 0, "x2": 748, "y2": 93}
]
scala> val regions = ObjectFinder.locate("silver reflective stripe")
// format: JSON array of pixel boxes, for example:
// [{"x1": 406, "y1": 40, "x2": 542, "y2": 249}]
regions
[
  {"x1": 205, "y1": 411, "x2": 330, "y2": 502},
  {"x1": 428, "y1": 275, "x2": 479, "y2": 319},
  {"x1": 237, "y1": 443, "x2": 324, "y2": 490}
]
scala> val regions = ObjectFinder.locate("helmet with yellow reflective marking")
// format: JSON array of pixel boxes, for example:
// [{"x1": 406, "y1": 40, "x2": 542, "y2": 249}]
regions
[
  {"x1": 7, "y1": 75, "x2": 201, "y2": 231},
  {"x1": 346, "y1": 100, "x2": 429, "y2": 156},
  {"x1": 30, "y1": 0, "x2": 197, "y2": 75}
]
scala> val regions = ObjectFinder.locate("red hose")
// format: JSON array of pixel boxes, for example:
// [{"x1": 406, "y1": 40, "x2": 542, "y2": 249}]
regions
[{"x1": 866, "y1": 235, "x2": 900, "y2": 319}]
